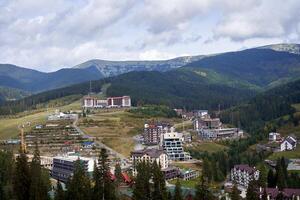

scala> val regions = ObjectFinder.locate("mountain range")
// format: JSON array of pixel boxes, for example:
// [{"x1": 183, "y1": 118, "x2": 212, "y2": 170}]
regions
[{"x1": 0, "y1": 43, "x2": 300, "y2": 105}]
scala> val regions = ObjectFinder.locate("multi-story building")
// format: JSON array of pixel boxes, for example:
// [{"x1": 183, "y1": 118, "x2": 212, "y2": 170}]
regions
[
  {"x1": 180, "y1": 169, "x2": 199, "y2": 181},
  {"x1": 51, "y1": 156, "x2": 95, "y2": 182},
  {"x1": 107, "y1": 96, "x2": 131, "y2": 107},
  {"x1": 82, "y1": 95, "x2": 131, "y2": 108},
  {"x1": 130, "y1": 148, "x2": 168, "y2": 175},
  {"x1": 231, "y1": 164, "x2": 260, "y2": 188},
  {"x1": 161, "y1": 129, "x2": 191, "y2": 161},
  {"x1": 194, "y1": 117, "x2": 222, "y2": 131},
  {"x1": 199, "y1": 128, "x2": 243, "y2": 140},
  {"x1": 162, "y1": 166, "x2": 180, "y2": 180},
  {"x1": 143, "y1": 122, "x2": 169, "y2": 145}
]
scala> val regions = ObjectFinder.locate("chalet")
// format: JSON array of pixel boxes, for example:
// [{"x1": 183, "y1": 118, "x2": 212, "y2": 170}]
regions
[
  {"x1": 231, "y1": 164, "x2": 260, "y2": 188},
  {"x1": 280, "y1": 136, "x2": 297, "y2": 151}
]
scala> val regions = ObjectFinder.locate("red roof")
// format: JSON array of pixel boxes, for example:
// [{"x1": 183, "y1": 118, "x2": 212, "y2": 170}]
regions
[{"x1": 121, "y1": 172, "x2": 132, "y2": 183}]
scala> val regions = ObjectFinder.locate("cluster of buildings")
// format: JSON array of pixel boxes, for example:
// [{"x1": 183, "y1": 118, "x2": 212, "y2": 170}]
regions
[
  {"x1": 47, "y1": 110, "x2": 78, "y2": 121},
  {"x1": 142, "y1": 122, "x2": 191, "y2": 161},
  {"x1": 258, "y1": 187, "x2": 300, "y2": 200},
  {"x1": 194, "y1": 114, "x2": 243, "y2": 140},
  {"x1": 130, "y1": 148, "x2": 198, "y2": 181},
  {"x1": 82, "y1": 95, "x2": 131, "y2": 108},
  {"x1": 258, "y1": 132, "x2": 298, "y2": 153}
]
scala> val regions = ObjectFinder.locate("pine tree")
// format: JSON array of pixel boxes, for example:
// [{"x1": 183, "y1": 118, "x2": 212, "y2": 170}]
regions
[
  {"x1": 202, "y1": 158, "x2": 212, "y2": 183},
  {"x1": 194, "y1": 176, "x2": 214, "y2": 200},
  {"x1": 173, "y1": 179, "x2": 183, "y2": 200},
  {"x1": 167, "y1": 191, "x2": 173, "y2": 200},
  {"x1": 246, "y1": 180, "x2": 258, "y2": 200},
  {"x1": 152, "y1": 161, "x2": 167, "y2": 200},
  {"x1": 29, "y1": 143, "x2": 49, "y2": 200},
  {"x1": 114, "y1": 162, "x2": 122, "y2": 186},
  {"x1": 262, "y1": 188, "x2": 268, "y2": 200},
  {"x1": 275, "y1": 158, "x2": 287, "y2": 189},
  {"x1": 92, "y1": 148, "x2": 118, "y2": 200},
  {"x1": 132, "y1": 161, "x2": 151, "y2": 200},
  {"x1": 54, "y1": 181, "x2": 65, "y2": 200},
  {"x1": 66, "y1": 159, "x2": 91, "y2": 200},
  {"x1": 258, "y1": 165, "x2": 267, "y2": 187},
  {"x1": 230, "y1": 184, "x2": 240, "y2": 200},
  {"x1": 13, "y1": 153, "x2": 31, "y2": 200},
  {"x1": 267, "y1": 169, "x2": 276, "y2": 187}
]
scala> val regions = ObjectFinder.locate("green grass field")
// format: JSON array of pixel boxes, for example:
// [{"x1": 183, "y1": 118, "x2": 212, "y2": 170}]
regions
[
  {"x1": 186, "y1": 141, "x2": 228, "y2": 153},
  {"x1": 268, "y1": 146, "x2": 300, "y2": 160},
  {"x1": 0, "y1": 98, "x2": 82, "y2": 140}
]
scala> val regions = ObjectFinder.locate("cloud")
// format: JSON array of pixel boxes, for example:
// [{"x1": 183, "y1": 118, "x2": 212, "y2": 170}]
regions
[
  {"x1": 0, "y1": 0, "x2": 300, "y2": 71},
  {"x1": 213, "y1": 0, "x2": 300, "y2": 41}
]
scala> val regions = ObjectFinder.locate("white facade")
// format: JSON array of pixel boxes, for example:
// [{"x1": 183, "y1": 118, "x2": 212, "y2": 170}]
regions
[
  {"x1": 161, "y1": 128, "x2": 191, "y2": 161},
  {"x1": 280, "y1": 136, "x2": 297, "y2": 151},
  {"x1": 269, "y1": 132, "x2": 281, "y2": 142},
  {"x1": 199, "y1": 128, "x2": 242, "y2": 140},
  {"x1": 130, "y1": 148, "x2": 169, "y2": 175},
  {"x1": 231, "y1": 165, "x2": 260, "y2": 188}
]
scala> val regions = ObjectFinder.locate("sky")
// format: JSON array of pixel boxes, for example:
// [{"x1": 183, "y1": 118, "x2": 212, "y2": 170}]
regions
[{"x1": 0, "y1": 0, "x2": 300, "y2": 72}]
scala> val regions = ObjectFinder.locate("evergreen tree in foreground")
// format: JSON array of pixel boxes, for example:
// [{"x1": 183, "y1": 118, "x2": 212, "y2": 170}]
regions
[
  {"x1": 132, "y1": 161, "x2": 151, "y2": 200},
  {"x1": 152, "y1": 161, "x2": 167, "y2": 200},
  {"x1": 13, "y1": 152, "x2": 31, "y2": 200},
  {"x1": 230, "y1": 184, "x2": 240, "y2": 200},
  {"x1": 29, "y1": 143, "x2": 49, "y2": 200},
  {"x1": 173, "y1": 179, "x2": 183, "y2": 200},
  {"x1": 246, "y1": 180, "x2": 258, "y2": 200},
  {"x1": 194, "y1": 176, "x2": 214, "y2": 200},
  {"x1": 114, "y1": 162, "x2": 123, "y2": 186},
  {"x1": 54, "y1": 181, "x2": 65, "y2": 200},
  {"x1": 92, "y1": 148, "x2": 118, "y2": 200},
  {"x1": 66, "y1": 159, "x2": 91, "y2": 200},
  {"x1": 267, "y1": 169, "x2": 276, "y2": 187}
]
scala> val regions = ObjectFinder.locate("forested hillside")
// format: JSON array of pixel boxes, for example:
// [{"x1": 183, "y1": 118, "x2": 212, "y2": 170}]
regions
[
  {"x1": 185, "y1": 48, "x2": 300, "y2": 87},
  {"x1": 0, "y1": 68, "x2": 257, "y2": 115},
  {"x1": 221, "y1": 78, "x2": 300, "y2": 131}
]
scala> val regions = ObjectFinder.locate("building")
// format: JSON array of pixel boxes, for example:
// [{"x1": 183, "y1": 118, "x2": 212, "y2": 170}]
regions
[
  {"x1": 161, "y1": 129, "x2": 191, "y2": 161},
  {"x1": 51, "y1": 155, "x2": 95, "y2": 182},
  {"x1": 269, "y1": 132, "x2": 281, "y2": 142},
  {"x1": 258, "y1": 187, "x2": 300, "y2": 200},
  {"x1": 199, "y1": 128, "x2": 243, "y2": 140},
  {"x1": 107, "y1": 96, "x2": 131, "y2": 107},
  {"x1": 280, "y1": 136, "x2": 297, "y2": 151},
  {"x1": 130, "y1": 148, "x2": 168, "y2": 175},
  {"x1": 82, "y1": 95, "x2": 131, "y2": 108},
  {"x1": 231, "y1": 164, "x2": 260, "y2": 188},
  {"x1": 47, "y1": 110, "x2": 78, "y2": 121},
  {"x1": 162, "y1": 166, "x2": 180, "y2": 180},
  {"x1": 143, "y1": 122, "x2": 169, "y2": 145},
  {"x1": 194, "y1": 117, "x2": 222, "y2": 131},
  {"x1": 180, "y1": 169, "x2": 199, "y2": 180}
]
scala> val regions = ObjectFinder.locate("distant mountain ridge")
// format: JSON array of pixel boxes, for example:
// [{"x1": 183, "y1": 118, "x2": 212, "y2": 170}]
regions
[
  {"x1": 72, "y1": 55, "x2": 206, "y2": 77},
  {"x1": 1, "y1": 43, "x2": 300, "y2": 102}
]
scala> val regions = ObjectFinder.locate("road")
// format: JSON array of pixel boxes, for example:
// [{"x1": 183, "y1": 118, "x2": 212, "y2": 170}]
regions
[{"x1": 72, "y1": 116, "x2": 131, "y2": 168}]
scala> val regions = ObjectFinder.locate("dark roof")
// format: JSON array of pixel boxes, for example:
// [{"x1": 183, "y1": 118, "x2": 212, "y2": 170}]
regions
[
  {"x1": 258, "y1": 188, "x2": 300, "y2": 198},
  {"x1": 283, "y1": 188, "x2": 300, "y2": 197},
  {"x1": 131, "y1": 148, "x2": 166, "y2": 158},
  {"x1": 233, "y1": 164, "x2": 257, "y2": 174},
  {"x1": 285, "y1": 136, "x2": 297, "y2": 146}
]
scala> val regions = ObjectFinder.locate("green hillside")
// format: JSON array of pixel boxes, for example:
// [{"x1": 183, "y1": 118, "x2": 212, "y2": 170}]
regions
[
  {"x1": 221, "y1": 78, "x2": 300, "y2": 131},
  {"x1": 0, "y1": 68, "x2": 257, "y2": 115}
]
